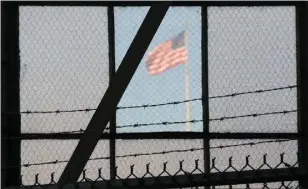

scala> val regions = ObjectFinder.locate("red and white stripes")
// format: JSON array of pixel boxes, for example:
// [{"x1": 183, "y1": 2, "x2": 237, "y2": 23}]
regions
[{"x1": 146, "y1": 40, "x2": 188, "y2": 75}]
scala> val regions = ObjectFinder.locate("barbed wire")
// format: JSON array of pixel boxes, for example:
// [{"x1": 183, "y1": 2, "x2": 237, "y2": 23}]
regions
[
  {"x1": 1, "y1": 139, "x2": 293, "y2": 170},
  {"x1": 3, "y1": 109, "x2": 297, "y2": 140},
  {"x1": 209, "y1": 85, "x2": 296, "y2": 99},
  {"x1": 16, "y1": 157, "x2": 300, "y2": 189},
  {"x1": 2, "y1": 129, "x2": 94, "y2": 140},
  {"x1": 209, "y1": 109, "x2": 297, "y2": 121},
  {"x1": 2, "y1": 85, "x2": 296, "y2": 115},
  {"x1": 3, "y1": 110, "x2": 297, "y2": 140},
  {"x1": 115, "y1": 109, "x2": 297, "y2": 129},
  {"x1": 2, "y1": 87, "x2": 297, "y2": 169}
]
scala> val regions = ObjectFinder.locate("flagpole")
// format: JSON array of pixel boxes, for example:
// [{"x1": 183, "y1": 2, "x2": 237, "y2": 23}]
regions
[{"x1": 184, "y1": 22, "x2": 191, "y2": 132}]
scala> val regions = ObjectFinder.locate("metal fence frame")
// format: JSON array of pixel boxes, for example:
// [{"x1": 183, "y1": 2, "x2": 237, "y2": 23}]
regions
[{"x1": 2, "y1": 1, "x2": 307, "y2": 188}]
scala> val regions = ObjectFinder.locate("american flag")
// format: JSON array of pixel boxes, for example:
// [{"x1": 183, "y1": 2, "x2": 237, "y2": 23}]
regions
[{"x1": 146, "y1": 31, "x2": 188, "y2": 75}]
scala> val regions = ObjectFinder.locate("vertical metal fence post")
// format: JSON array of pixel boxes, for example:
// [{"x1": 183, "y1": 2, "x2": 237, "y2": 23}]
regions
[
  {"x1": 1, "y1": 2, "x2": 21, "y2": 187},
  {"x1": 296, "y1": 2, "x2": 308, "y2": 189},
  {"x1": 108, "y1": 5, "x2": 117, "y2": 180},
  {"x1": 202, "y1": 5, "x2": 210, "y2": 189}
]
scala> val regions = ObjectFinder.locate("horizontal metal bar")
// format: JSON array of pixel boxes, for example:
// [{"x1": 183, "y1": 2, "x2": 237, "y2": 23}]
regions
[
  {"x1": 10, "y1": 1, "x2": 298, "y2": 7},
  {"x1": 18, "y1": 132, "x2": 301, "y2": 140},
  {"x1": 5, "y1": 168, "x2": 305, "y2": 189}
]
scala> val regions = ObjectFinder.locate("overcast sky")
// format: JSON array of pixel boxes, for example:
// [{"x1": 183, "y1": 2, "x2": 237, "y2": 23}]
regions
[{"x1": 19, "y1": 6, "x2": 298, "y2": 187}]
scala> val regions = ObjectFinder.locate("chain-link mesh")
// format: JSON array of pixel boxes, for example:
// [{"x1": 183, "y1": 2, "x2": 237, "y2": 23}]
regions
[
  {"x1": 208, "y1": 6, "x2": 297, "y2": 133},
  {"x1": 21, "y1": 140, "x2": 109, "y2": 185},
  {"x1": 19, "y1": 6, "x2": 110, "y2": 184},
  {"x1": 210, "y1": 139, "x2": 298, "y2": 172},
  {"x1": 10, "y1": 155, "x2": 302, "y2": 188},
  {"x1": 214, "y1": 181, "x2": 299, "y2": 189},
  {"x1": 115, "y1": 6, "x2": 202, "y2": 133},
  {"x1": 116, "y1": 139, "x2": 204, "y2": 178},
  {"x1": 19, "y1": 6, "x2": 110, "y2": 133},
  {"x1": 6, "y1": 4, "x2": 299, "y2": 188}
]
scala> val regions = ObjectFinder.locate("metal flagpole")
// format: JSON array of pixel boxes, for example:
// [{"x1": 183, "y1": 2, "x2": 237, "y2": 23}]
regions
[{"x1": 184, "y1": 22, "x2": 191, "y2": 132}]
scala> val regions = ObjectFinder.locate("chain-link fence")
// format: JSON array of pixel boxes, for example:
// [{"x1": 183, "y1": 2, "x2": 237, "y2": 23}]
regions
[
  {"x1": 208, "y1": 6, "x2": 297, "y2": 133},
  {"x1": 6, "y1": 153, "x2": 303, "y2": 188},
  {"x1": 2, "y1": 2, "x2": 303, "y2": 189},
  {"x1": 115, "y1": 6, "x2": 203, "y2": 133},
  {"x1": 17, "y1": 6, "x2": 110, "y2": 184}
]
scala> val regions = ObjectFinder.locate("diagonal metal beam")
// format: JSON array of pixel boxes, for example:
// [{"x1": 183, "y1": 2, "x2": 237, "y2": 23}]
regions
[{"x1": 58, "y1": 3, "x2": 170, "y2": 185}]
